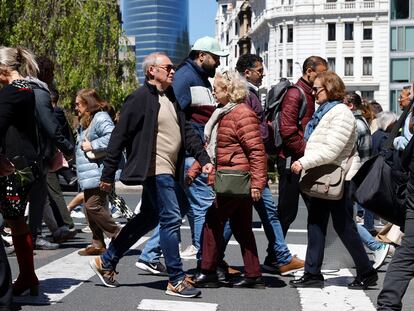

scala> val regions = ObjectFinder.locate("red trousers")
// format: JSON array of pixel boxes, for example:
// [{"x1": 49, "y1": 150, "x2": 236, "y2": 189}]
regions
[{"x1": 201, "y1": 195, "x2": 261, "y2": 277}]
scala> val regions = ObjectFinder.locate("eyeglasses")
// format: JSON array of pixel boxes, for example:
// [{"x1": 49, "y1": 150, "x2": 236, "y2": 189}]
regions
[
  {"x1": 250, "y1": 68, "x2": 264, "y2": 75},
  {"x1": 157, "y1": 64, "x2": 176, "y2": 73},
  {"x1": 312, "y1": 86, "x2": 325, "y2": 95},
  {"x1": 398, "y1": 95, "x2": 411, "y2": 102}
]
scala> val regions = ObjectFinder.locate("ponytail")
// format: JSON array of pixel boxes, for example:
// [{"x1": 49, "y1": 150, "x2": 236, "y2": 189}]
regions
[{"x1": 0, "y1": 46, "x2": 39, "y2": 77}]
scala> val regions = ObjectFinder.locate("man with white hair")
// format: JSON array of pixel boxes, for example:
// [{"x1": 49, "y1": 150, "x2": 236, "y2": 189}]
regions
[{"x1": 89, "y1": 52, "x2": 212, "y2": 298}]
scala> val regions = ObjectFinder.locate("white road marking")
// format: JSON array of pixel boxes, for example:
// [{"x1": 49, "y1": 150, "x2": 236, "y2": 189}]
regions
[
  {"x1": 137, "y1": 299, "x2": 218, "y2": 311},
  {"x1": 289, "y1": 244, "x2": 376, "y2": 311},
  {"x1": 180, "y1": 225, "x2": 307, "y2": 233},
  {"x1": 13, "y1": 236, "x2": 149, "y2": 305}
]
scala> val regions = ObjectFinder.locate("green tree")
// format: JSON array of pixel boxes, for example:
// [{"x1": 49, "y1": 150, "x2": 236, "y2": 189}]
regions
[{"x1": 0, "y1": 0, "x2": 137, "y2": 111}]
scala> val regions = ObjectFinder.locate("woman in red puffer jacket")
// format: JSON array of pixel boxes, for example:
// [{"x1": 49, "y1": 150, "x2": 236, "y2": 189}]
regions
[{"x1": 192, "y1": 70, "x2": 267, "y2": 289}]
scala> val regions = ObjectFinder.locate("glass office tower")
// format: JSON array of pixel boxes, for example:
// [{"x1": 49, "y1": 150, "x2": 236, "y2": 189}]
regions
[{"x1": 121, "y1": 0, "x2": 190, "y2": 83}]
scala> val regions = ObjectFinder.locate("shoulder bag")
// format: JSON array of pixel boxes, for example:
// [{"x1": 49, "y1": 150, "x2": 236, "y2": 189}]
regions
[
  {"x1": 299, "y1": 151, "x2": 354, "y2": 200},
  {"x1": 83, "y1": 127, "x2": 106, "y2": 160}
]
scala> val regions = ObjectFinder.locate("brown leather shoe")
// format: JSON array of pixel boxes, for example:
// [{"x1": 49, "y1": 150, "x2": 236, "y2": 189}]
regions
[
  {"x1": 279, "y1": 256, "x2": 305, "y2": 276},
  {"x1": 78, "y1": 245, "x2": 106, "y2": 256}
]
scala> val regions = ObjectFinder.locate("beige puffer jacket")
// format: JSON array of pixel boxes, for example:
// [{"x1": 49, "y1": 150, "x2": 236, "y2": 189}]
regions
[{"x1": 299, "y1": 103, "x2": 359, "y2": 181}]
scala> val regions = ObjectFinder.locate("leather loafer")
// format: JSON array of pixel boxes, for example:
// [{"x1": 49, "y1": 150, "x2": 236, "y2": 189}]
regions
[
  {"x1": 289, "y1": 273, "x2": 324, "y2": 288},
  {"x1": 233, "y1": 277, "x2": 265, "y2": 289},
  {"x1": 193, "y1": 272, "x2": 220, "y2": 288},
  {"x1": 347, "y1": 269, "x2": 378, "y2": 290}
]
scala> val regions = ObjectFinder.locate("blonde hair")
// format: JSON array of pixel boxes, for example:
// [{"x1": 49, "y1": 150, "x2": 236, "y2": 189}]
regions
[
  {"x1": 215, "y1": 70, "x2": 248, "y2": 103},
  {"x1": 0, "y1": 46, "x2": 39, "y2": 77}
]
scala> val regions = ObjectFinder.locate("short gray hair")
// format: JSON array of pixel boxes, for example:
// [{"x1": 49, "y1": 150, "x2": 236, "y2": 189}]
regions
[
  {"x1": 142, "y1": 52, "x2": 167, "y2": 78},
  {"x1": 376, "y1": 111, "x2": 397, "y2": 131}
]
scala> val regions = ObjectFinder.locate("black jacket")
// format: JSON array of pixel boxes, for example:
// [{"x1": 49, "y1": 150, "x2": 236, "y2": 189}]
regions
[
  {"x1": 101, "y1": 80, "x2": 210, "y2": 186},
  {"x1": 0, "y1": 80, "x2": 39, "y2": 167},
  {"x1": 28, "y1": 79, "x2": 74, "y2": 161}
]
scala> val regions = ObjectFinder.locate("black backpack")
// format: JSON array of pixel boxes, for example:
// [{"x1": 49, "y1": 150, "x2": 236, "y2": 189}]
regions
[{"x1": 264, "y1": 78, "x2": 307, "y2": 151}]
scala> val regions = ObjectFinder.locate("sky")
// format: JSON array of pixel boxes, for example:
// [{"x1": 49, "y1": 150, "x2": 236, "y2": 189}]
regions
[{"x1": 189, "y1": 0, "x2": 218, "y2": 45}]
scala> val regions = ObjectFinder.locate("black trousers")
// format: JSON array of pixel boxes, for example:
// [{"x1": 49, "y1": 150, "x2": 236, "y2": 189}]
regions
[
  {"x1": 28, "y1": 171, "x2": 48, "y2": 239},
  {"x1": 0, "y1": 215, "x2": 12, "y2": 311},
  {"x1": 377, "y1": 180, "x2": 414, "y2": 310},
  {"x1": 304, "y1": 182, "x2": 372, "y2": 276},
  {"x1": 277, "y1": 157, "x2": 309, "y2": 236},
  {"x1": 47, "y1": 172, "x2": 74, "y2": 228}
]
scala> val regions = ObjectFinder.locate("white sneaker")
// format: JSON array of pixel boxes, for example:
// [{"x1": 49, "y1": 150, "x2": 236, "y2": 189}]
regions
[
  {"x1": 81, "y1": 226, "x2": 92, "y2": 233},
  {"x1": 180, "y1": 244, "x2": 198, "y2": 259},
  {"x1": 373, "y1": 243, "x2": 390, "y2": 270},
  {"x1": 71, "y1": 210, "x2": 85, "y2": 218}
]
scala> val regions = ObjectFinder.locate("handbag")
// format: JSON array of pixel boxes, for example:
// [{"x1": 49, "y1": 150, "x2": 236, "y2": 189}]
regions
[
  {"x1": 299, "y1": 146, "x2": 354, "y2": 200},
  {"x1": 214, "y1": 169, "x2": 251, "y2": 197},
  {"x1": 352, "y1": 106, "x2": 411, "y2": 227},
  {"x1": 83, "y1": 127, "x2": 106, "y2": 160}
]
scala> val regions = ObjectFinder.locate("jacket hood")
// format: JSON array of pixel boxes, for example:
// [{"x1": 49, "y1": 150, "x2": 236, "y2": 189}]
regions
[{"x1": 25, "y1": 76, "x2": 50, "y2": 93}]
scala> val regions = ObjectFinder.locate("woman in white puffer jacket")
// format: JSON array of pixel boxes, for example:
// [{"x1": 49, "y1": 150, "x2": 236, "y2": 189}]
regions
[{"x1": 289, "y1": 71, "x2": 377, "y2": 290}]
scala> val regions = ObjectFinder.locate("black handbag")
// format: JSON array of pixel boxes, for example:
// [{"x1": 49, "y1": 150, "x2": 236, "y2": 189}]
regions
[{"x1": 352, "y1": 106, "x2": 410, "y2": 227}]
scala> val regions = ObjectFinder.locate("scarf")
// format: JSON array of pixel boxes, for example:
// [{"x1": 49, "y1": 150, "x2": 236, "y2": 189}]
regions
[
  {"x1": 204, "y1": 102, "x2": 238, "y2": 164},
  {"x1": 304, "y1": 100, "x2": 340, "y2": 141}
]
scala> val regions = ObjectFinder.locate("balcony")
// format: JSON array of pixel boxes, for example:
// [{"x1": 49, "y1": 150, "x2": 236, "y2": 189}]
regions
[{"x1": 323, "y1": 1, "x2": 384, "y2": 11}]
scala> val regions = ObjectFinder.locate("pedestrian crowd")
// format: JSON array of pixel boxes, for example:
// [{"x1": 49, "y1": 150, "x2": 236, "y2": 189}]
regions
[{"x1": 0, "y1": 37, "x2": 413, "y2": 310}]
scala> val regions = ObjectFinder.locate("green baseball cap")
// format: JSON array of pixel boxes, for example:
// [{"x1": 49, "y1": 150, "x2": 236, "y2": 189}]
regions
[{"x1": 191, "y1": 36, "x2": 229, "y2": 57}]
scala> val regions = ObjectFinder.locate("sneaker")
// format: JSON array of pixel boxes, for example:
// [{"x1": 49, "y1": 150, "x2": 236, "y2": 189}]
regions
[
  {"x1": 70, "y1": 210, "x2": 85, "y2": 219},
  {"x1": 89, "y1": 256, "x2": 119, "y2": 288},
  {"x1": 135, "y1": 259, "x2": 167, "y2": 276},
  {"x1": 52, "y1": 226, "x2": 77, "y2": 243},
  {"x1": 373, "y1": 243, "x2": 390, "y2": 270},
  {"x1": 35, "y1": 237, "x2": 59, "y2": 250},
  {"x1": 180, "y1": 244, "x2": 198, "y2": 259},
  {"x1": 165, "y1": 276, "x2": 201, "y2": 298},
  {"x1": 262, "y1": 256, "x2": 279, "y2": 273},
  {"x1": 81, "y1": 226, "x2": 92, "y2": 233},
  {"x1": 279, "y1": 256, "x2": 305, "y2": 276}
]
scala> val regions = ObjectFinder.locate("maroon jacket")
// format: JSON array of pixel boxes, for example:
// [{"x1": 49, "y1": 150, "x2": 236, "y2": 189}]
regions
[
  {"x1": 279, "y1": 77, "x2": 314, "y2": 160},
  {"x1": 216, "y1": 103, "x2": 267, "y2": 191}
]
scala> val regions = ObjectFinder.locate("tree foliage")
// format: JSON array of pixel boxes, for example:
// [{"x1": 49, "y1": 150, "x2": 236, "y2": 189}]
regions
[{"x1": 0, "y1": 0, "x2": 137, "y2": 111}]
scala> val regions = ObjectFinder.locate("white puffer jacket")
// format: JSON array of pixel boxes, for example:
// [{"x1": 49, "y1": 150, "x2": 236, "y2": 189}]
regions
[{"x1": 299, "y1": 103, "x2": 359, "y2": 181}]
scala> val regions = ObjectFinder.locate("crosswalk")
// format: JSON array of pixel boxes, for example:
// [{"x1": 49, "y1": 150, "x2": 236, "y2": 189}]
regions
[{"x1": 10, "y1": 239, "x2": 378, "y2": 311}]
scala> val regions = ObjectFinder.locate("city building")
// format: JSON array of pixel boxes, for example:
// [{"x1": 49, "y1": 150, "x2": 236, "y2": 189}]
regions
[
  {"x1": 216, "y1": 0, "x2": 390, "y2": 109},
  {"x1": 389, "y1": 0, "x2": 414, "y2": 112},
  {"x1": 121, "y1": 0, "x2": 190, "y2": 83}
]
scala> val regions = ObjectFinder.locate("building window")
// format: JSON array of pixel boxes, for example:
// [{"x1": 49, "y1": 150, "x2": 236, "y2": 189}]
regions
[
  {"x1": 327, "y1": 57, "x2": 336, "y2": 71},
  {"x1": 226, "y1": 32, "x2": 229, "y2": 45},
  {"x1": 328, "y1": 23, "x2": 336, "y2": 41},
  {"x1": 363, "y1": 22, "x2": 373, "y2": 40},
  {"x1": 391, "y1": 0, "x2": 409, "y2": 19},
  {"x1": 391, "y1": 58, "x2": 409, "y2": 82},
  {"x1": 279, "y1": 59, "x2": 283, "y2": 77},
  {"x1": 363, "y1": 57, "x2": 372, "y2": 76},
  {"x1": 279, "y1": 26, "x2": 283, "y2": 43},
  {"x1": 344, "y1": 57, "x2": 354, "y2": 76},
  {"x1": 287, "y1": 25, "x2": 293, "y2": 42},
  {"x1": 390, "y1": 90, "x2": 399, "y2": 112},
  {"x1": 287, "y1": 59, "x2": 293, "y2": 77},
  {"x1": 235, "y1": 45, "x2": 238, "y2": 58},
  {"x1": 345, "y1": 23, "x2": 354, "y2": 40},
  {"x1": 235, "y1": 22, "x2": 239, "y2": 36},
  {"x1": 406, "y1": 27, "x2": 414, "y2": 51},
  {"x1": 361, "y1": 91, "x2": 374, "y2": 100}
]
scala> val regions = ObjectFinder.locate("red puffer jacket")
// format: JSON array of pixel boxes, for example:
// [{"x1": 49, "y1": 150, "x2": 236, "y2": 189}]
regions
[
  {"x1": 279, "y1": 77, "x2": 315, "y2": 160},
  {"x1": 216, "y1": 103, "x2": 267, "y2": 191}
]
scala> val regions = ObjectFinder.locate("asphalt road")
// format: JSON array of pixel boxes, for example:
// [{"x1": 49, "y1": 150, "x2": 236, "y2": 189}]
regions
[{"x1": 6, "y1": 192, "x2": 414, "y2": 311}]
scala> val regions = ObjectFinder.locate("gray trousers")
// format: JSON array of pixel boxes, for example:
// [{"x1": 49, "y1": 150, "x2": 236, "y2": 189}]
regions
[{"x1": 377, "y1": 181, "x2": 414, "y2": 311}]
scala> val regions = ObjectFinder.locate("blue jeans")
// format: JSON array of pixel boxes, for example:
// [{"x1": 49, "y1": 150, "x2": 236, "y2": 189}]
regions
[
  {"x1": 139, "y1": 186, "x2": 189, "y2": 263},
  {"x1": 184, "y1": 157, "x2": 215, "y2": 255},
  {"x1": 357, "y1": 223, "x2": 383, "y2": 251},
  {"x1": 101, "y1": 174, "x2": 186, "y2": 284},
  {"x1": 223, "y1": 185, "x2": 292, "y2": 266}
]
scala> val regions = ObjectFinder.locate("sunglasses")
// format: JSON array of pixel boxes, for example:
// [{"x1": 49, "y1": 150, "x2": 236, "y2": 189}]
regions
[
  {"x1": 157, "y1": 64, "x2": 176, "y2": 73},
  {"x1": 312, "y1": 86, "x2": 324, "y2": 95}
]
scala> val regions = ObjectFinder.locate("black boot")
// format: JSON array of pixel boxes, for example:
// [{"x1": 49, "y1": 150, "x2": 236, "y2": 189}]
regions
[
  {"x1": 289, "y1": 272, "x2": 324, "y2": 288},
  {"x1": 233, "y1": 276, "x2": 265, "y2": 289},
  {"x1": 193, "y1": 271, "x2": 220, "y2": 288},
  {"x1": 347, "y1": 269, "x2": 378, "y2": 290}
]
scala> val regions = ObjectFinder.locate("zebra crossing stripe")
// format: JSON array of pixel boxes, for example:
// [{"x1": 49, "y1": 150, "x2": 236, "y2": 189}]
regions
[{"x1": 137, "y1": 299, "x2": 218, "y2": 311}]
